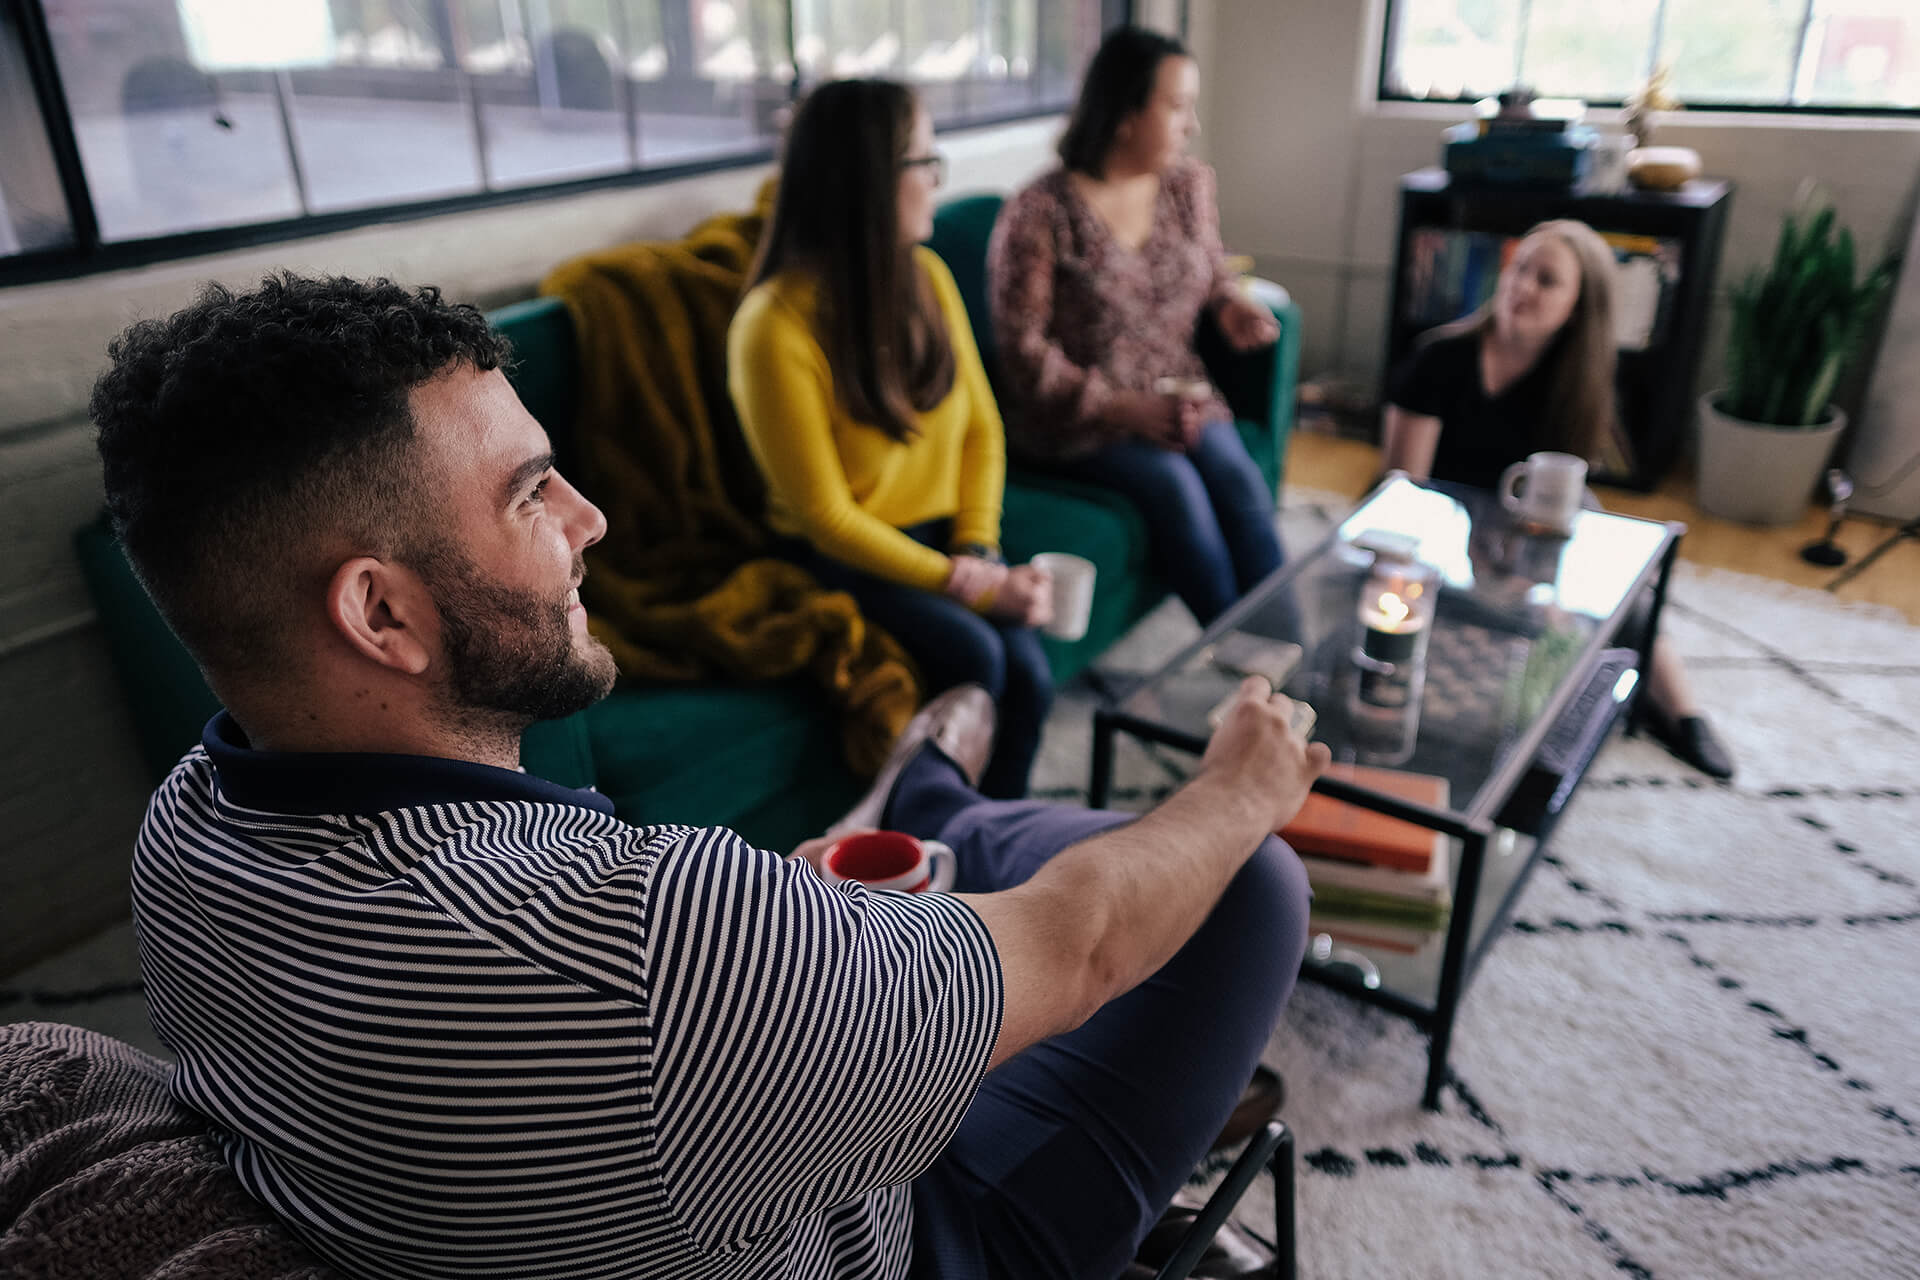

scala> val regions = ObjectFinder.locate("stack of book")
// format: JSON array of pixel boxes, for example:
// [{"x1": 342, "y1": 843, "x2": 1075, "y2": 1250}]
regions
[{"x1": 1279, "y1": 765, "x2": 1453, "y2": 949}]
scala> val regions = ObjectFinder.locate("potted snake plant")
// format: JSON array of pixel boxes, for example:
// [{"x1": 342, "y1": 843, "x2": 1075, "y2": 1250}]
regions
[{"x1": 1697, "y1": 200, "x2": 1898, "y2": 525}]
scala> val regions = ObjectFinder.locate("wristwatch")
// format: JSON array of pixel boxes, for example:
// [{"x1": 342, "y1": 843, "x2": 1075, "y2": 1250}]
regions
[{"x1": 950, "y1": 542, "x2": 1004, "y2": 565}]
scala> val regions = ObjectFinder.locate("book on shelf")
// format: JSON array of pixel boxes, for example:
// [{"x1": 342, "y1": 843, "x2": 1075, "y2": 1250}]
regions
[
  {"x1": 1310, "y1": 911, "x2": 1448, "y2": 958},
  {"x1": 1301, "y1": 835, "x2": 1452, "y2": 930},
  {"x1": 1278, "y1": 764, "x2": 1450, "y2": 874}
]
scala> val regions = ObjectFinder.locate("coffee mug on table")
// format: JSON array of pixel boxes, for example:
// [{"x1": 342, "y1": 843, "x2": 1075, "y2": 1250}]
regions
[
  {"x1": 1030, "y1": 552, "x2": 1097, "y2": 642},
  {"x1": 821, "y1": 831, "x2": 956, "y2": 894},
  {"x1": 1498, "y1": 451, "x2": 1587, "y2": 535}
]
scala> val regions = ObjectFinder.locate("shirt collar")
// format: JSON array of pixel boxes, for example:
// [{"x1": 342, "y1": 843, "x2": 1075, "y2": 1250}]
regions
[{"x1": 202, "y1": 712, "x2": 615, "y2": 818}]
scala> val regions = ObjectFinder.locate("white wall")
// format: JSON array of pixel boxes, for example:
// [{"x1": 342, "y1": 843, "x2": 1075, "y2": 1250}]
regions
[
  {"x1": 0, "y1": 116, "x2": 1063, "y2": 974},
  {"x1": 1188, "y1": 0, "x2": 1920, "y2": 400}
]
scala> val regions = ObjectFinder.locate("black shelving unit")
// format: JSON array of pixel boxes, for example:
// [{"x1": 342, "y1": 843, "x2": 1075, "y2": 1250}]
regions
[{"x1": 1383, "y1": 168, "x2": 1733, "y2": 492}]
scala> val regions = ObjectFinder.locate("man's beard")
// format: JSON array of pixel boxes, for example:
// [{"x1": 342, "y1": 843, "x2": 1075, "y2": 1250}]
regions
[{"x1": 417, "y1": 547, "x2": 618, "y2": 726}]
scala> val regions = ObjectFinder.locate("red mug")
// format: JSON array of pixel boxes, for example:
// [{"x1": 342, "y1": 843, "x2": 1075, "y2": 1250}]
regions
[{"x1": 820, "y1": 831, "x2": 957, "y2": 894}]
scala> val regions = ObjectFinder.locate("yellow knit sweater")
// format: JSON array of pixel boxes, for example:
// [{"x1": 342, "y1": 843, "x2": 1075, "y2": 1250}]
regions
[{"x1": 728, "y1": 247, "x2": 1007, "y2": 595}]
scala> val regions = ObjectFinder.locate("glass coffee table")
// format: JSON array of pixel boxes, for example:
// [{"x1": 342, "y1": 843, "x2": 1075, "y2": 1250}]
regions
[{"x1": 1089, "y1": 475, "x2": 1682, "y2": 1109}]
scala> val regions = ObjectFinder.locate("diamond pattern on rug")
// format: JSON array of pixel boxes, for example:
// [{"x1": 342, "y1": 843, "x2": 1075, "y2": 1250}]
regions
[
  {"x1": 1684, "y1": 919, "x2": 1920, "y2": 1126},
  {"x1": 1569, "y1": 1174, "x2": 1920, "y2": 1279},
  {"x1": 1552, "y1": 785, "x2": 1918, "y2": 921},
  {"x1": 1448, "y1": 922, "x2": 1918, "y2": 1174}
]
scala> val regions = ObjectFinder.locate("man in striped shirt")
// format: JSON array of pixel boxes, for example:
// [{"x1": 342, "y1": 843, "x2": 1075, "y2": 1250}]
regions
[{"x1": 93, "y1": 274, "x2": 1327, "y2": 1280}]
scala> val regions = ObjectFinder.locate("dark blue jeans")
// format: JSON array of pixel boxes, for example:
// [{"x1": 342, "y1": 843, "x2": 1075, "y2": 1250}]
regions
[
  {"x1": 1059, "y1": 422, "x2": 1284, "y2": 626},
  {"x1": 790, "y1": 520, "x2": 1052, "y2": 800},
  {"x1": 893, "y1": 747, "x2": 1311, "y2": 1280}
]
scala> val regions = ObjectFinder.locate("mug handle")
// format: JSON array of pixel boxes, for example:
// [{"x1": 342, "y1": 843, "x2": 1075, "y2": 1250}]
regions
[
  {"x1": 1498, "y1": 461, "x2": 1529, "y2": 517},
  {"x1": 922, "y1": 840, "x2": 957, "y2": 894}
]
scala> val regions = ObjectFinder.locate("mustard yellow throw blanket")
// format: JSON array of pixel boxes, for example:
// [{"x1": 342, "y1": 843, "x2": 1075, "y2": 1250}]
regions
[{"x1": 539, "y1": 196, "x2": 919, "y2": 777}]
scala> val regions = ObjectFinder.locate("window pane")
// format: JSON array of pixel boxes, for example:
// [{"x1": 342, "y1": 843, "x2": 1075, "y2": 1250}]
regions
[
  {"x1": 42, "y1": 2, "x2": 302, "y2": 241},
  {"x1": 1, "y1": 7, "x2": 74, "y2": 257},
  {"x1": 464, "y1": 1, "x2": 632, "y2": 189},
  {"x1": 629, "y1": 0, "x2": 786, "y2": 165},
  {"x1": 1032, "y1": 0, "x2": 1101, "y2": 106},
  {"x1": 1659, "y1": 0, "x2": 1801, "y2": 105},
  {"x1": 1384, "y1": 0, "x2": 1524, "y2": 101},
  {"x1": 1804, "y1": 0, "x2": 1920, "y2": 107},
  {"x1": 284, "y1": 4, "x2": 481, "y2": 214},
  {"x1": 1517, "y1": 0, "x2": 1661, "y2": 103},
  {"x1": 794, "y1": 0, "x2": 1097, "y2": 122}
]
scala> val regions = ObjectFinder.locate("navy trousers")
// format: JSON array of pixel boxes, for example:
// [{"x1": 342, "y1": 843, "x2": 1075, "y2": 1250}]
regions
[
  {"x1": 790, "y1": 520, "x2": 1052, "y2": 800},
  {"x1": 1058, "y1": 422, "x2": 1284, "y2": 627},
  {"x1": 893, "y1": 747, "x2": 1311, "y2": 1280}
]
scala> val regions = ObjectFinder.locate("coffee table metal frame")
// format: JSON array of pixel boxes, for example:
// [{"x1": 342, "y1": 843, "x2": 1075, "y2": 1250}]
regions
[{"x1": 1089, "y1": 480, "x2": 1683, "y2": 1110}]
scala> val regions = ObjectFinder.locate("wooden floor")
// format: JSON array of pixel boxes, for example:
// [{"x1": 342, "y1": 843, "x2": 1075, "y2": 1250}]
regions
[{"x1": 1287, "y1": 432, "x2": 1920, "y2": 625}]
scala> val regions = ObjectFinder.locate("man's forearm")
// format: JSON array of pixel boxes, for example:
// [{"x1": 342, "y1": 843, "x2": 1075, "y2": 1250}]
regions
[
  {"x1": 966, "y1": 771, "x2": 1280, "y2": 1066},
  {"x1": 1049, "y1": 773, "x2": 1276, "y2": 1005}
]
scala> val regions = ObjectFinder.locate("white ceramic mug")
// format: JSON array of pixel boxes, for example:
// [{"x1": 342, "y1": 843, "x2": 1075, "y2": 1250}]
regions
[
  {"x1": 1153, "y1": 375, "x2": 1212, "y2": 403},
  {"x1": 1031, "y1": 552, "x2": 1097, "y2": 642},
  {"x1": 1499, "y1": 452, "x2": 1588, "y2": 535},
  {"x1": 820, "y1": 831, "x2": 956, "y2": 894}
]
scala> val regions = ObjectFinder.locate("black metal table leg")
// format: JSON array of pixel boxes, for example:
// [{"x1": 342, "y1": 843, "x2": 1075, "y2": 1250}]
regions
[
  {"x1": 1628, "y1": 530, "x2": 1683, "y2": 732},
  {"x1": 1272, "y1": 1123, "x2": 1296, "y2": 1280},
  {"x1": 1090, "y1": 708, "x2": 1115, "y2": 810},
  {"x1": 1423, "y1": 827, "x2": 1490, "y2": 1110}
]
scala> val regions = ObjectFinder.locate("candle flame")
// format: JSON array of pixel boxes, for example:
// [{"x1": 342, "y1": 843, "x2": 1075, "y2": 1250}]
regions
[{"x1": 1376, "y1": 591, "x2": 1411, "y2": 628}]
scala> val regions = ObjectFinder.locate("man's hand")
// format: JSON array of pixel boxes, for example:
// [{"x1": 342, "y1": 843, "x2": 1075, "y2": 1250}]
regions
[
  {"x1": 1198, "y1": 676, "x2": 1332, "y2": 832},
  {"x1": 1217, "y1": 293, "x2": 1280, "y2": 352},
  {"x1": 988, "y1": 563, "x2": 1054, "y2": 628},
  {"x1": 944, "y1": 555, "x2": 1010, "y2": 608}
]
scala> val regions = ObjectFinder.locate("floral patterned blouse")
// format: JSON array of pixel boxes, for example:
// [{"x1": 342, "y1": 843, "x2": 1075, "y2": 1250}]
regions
[{"x1": 986, "y1": 158, "x2": 1243, "y2": 462}]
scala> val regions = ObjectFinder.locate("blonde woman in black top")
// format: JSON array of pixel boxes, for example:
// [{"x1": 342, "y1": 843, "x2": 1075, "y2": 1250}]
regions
[{"x1": 1384, "y1": 219, "x2": 1732, "y2": 780}]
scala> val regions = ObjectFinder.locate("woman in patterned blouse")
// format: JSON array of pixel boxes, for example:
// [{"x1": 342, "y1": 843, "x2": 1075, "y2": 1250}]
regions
[{"x1": 988, "y1": 25, "x2": 1285, "y2": 626}]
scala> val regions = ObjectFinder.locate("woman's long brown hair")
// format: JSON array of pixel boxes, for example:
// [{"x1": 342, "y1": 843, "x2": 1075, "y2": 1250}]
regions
[
  {"x1": 747, "y1": 78, "x2": 955, "y2": 443},
  {"x1": 1425, "y1": 218, "x2": 1624, "y2": 468}
]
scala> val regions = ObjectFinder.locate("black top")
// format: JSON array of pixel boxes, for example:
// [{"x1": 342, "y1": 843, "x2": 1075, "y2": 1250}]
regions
[{"x1": 1386, "y1": 331, "x2": 1554, "y2": 490}]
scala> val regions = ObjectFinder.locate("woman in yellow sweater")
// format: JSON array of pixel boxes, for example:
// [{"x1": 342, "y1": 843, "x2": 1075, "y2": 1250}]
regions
[{"x1": 729, "y1": 79, "x2": 1053, "y2": 799}]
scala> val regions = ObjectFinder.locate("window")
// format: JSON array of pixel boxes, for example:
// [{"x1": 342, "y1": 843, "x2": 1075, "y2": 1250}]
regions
[
  {"x1": 3, "y1": 0, "x2": 1110, "y2": 278},
  {"x1": 1, "y1": 6, "x2": 75, "y2": 256},
  {"x1": 1382, "y1": 0, "x2": 1920, "y2": 110}
]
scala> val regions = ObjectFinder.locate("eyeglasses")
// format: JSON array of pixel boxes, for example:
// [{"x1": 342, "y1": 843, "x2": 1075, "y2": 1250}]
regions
[{"x1": 900, "y1": 152, "x2": 947, "y2": 187}]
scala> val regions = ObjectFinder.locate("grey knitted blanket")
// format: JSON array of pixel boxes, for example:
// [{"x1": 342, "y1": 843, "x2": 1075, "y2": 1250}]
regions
[{"x1": 0, "y1": 1021, "x2": 339, "y2": 1280}]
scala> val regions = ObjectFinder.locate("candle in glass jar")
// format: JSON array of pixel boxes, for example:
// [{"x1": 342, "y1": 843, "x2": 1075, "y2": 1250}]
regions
[{"x1": 1359, "y1": 584, "x2": 1425, "y2": 664}]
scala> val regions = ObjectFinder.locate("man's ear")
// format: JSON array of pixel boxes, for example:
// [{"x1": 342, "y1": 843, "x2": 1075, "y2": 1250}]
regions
[{"x1": 325, "y1": 557, "x2": 434, "y2": 676}]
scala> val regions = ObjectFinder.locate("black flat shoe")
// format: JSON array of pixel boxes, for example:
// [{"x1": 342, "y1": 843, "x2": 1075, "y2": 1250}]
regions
[{"x1": 1644, "y1": 706, "x2": 1735, "y2": 780}]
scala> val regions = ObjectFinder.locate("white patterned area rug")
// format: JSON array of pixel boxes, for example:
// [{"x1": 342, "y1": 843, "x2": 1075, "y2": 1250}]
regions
[{"x1": 1031, "y1": 488, "x2": 1920, "y2": 1279}]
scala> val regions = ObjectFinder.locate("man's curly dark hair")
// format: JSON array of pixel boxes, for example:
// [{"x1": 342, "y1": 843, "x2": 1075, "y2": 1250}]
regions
[{"x1": 91, "y1": 273, "x2": 510, "y2": 685}]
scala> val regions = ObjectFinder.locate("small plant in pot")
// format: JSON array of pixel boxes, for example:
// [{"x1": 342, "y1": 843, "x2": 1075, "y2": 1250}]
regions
[{"x1": 1697, "y1": 199, "x2": 1898, "y2": 525}]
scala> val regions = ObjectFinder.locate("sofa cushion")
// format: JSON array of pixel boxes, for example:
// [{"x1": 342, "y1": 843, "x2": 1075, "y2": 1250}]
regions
[
  {"x1": 577, "y1": 680, "x2": 859, "y2": 840},
  {"x1": 0, "y1": 1021, "x2": 338, "y2": 1279}
]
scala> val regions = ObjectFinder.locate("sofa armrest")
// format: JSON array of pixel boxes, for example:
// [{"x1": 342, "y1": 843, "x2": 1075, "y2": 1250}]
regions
[{"x1": 1196, "y1": 278, "x2": 1302, "y2": 498}]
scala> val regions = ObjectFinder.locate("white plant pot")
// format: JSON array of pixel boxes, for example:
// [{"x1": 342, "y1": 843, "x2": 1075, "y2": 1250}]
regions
[{"x1": 1696, "y1": 393, "x2": 1848, "y2": 526}]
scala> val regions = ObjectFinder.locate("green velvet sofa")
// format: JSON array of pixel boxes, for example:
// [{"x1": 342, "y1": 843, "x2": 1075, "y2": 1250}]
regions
[{"x1": 74, "y1": 196, "x2": 1300, "y2": 854}]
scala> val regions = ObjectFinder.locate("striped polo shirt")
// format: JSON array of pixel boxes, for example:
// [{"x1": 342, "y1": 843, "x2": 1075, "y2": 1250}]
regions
[{"x1": 131, "y1": 714, "x2": 1003, "y2": 1280}]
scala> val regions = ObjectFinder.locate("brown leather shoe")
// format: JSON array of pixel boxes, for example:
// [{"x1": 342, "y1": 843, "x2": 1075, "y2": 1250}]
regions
[
  {"x1": 826, "y1": 685, "x2": 996, "y2": 838},
  {"x1": 1126, "y1": 1204, "x2": 1277, "y2": 1279},
  {"x1": 1211, "y1": 1066, "x2": 1285, "y2": 1153}
]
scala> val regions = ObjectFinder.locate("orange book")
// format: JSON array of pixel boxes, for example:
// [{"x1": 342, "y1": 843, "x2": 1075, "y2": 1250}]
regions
[{"x1": 1278, "y1": 765, "x2": 1450, "y2": 874}]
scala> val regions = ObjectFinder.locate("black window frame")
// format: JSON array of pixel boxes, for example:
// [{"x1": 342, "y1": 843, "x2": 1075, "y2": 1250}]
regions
[
  {"x1": 1376, "y1": 0, "x2": 1920, "y2": 119},
  {"x1": 1, "y1": 0, "x2": 1138, "y2": 289}
]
